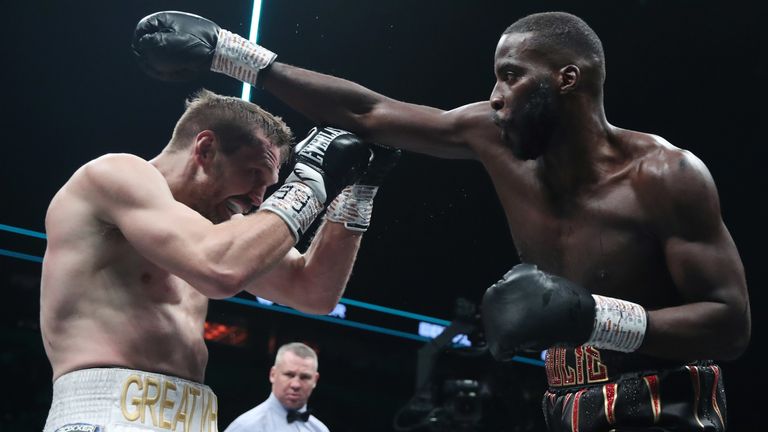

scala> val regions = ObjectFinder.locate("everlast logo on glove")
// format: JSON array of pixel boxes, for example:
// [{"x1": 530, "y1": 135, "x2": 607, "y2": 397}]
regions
[
  {"x1": 259, "y1": 126, "x2": 370, "y2": 241},
  {"x1": 297, "y1": 127, "x2": 349, "y2": 166}
]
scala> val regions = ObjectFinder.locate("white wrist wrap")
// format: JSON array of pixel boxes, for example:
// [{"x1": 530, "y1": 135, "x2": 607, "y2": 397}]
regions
[
  {"x1": 324, "y1": 184, "x2": 379, "y2": 232},
  {"x1": 587, "y1": 295, "x2": 647, "y2": 352},
  {"x1": 258, "y1": 182, "x2": 323, "y2": 242},
  {"x1": 211, "y1": 29, "x2": 277, "y2": 85}
]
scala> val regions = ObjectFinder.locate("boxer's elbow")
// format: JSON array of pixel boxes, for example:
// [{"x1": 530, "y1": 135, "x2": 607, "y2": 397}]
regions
[
  {"x1": 305, "y1": 296, "x2": 340, "y2": 315},
  {"x1": 715, "y1": 333, "x2": 750, "y2": 362},
  {"x1": 294, "y1": 291, "x2": 339, "y2": 316},
  {"x1": 712, "y1": 303, "x2": 751, "y2": 361},
  {"x1": 294, "y1": 301, "x2": 336, "y2": 316},
  {"x1": 723, "y1": 314, "x2": 751, "y2": 361},
  {"x1": 730, "y1": 332, "x2": 751, "y2": 360},
  {"x1": 353, "y1": 102, "x2": 402, "y2": 138},
  {"x1": 291, "y1": 280, "x2": 342, "y2": 315}
]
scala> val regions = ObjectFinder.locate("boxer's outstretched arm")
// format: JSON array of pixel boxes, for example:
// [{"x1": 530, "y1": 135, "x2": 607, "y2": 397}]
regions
[
  {"x1": 262, "y1": 63, "x2": 491, "y2": 160},
  {"x1": 639, "y1": 148, "x2": 750, "y2": 361},
  {"x1": 132, "y1": 11, "x2": 499, "y2": 159}
]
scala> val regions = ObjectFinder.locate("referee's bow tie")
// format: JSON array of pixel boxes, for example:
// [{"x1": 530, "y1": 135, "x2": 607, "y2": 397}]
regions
[{"x1": 287, "y1": 409, "x2": 311, "y2": 423}]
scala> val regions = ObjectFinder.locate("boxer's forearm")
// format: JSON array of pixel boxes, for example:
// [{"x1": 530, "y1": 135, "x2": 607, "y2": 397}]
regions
[
  {"x1": 262, "y1": 63, "x2": 478, "y2": 159},
  {"x1": 291, "y1": 221, "x2": 362, "y2": 314},
  {"x1": 238, "y1": 221, "x2": 360, "y2": 315},
  {"x1": 262, "y1": 62, "x2": 384, "y2": 134},
  {"x1": 132, "y1": 11, "x2": 381, "y2": 131},
  {"x1": 132, "y1": 15, "x2": 473, "y2": 158},
  {"x1": 195, "y1": 212, "x2": 297, "y2": 298},
  {"x1": 640, "y1": 301, "x2": 750, "y2": 361}
]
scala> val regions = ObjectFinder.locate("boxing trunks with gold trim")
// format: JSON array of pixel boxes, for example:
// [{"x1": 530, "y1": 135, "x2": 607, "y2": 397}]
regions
[
  {"x1": 542, "y1": 345, "x2": 726, "y2": 431},
  {"x1": 44, "y1": 367, "x2": 219, "y2": 432}
]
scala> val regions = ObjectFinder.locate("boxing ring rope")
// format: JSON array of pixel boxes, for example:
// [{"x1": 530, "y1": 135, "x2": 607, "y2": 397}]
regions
[
  {"x1": 0, "y1": 223, "x2": 48, "y2": 239},
  {"x1": 3, "y1": 221, "x2": 544, "y2": 366},
  {"x1": 0, "y1": 247, "x2": 43, "y2": 263}
]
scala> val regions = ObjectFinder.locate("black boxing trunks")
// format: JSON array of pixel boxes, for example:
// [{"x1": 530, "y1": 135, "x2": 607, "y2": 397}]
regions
[
  {"x1": 542, "y1": 346, "x2": 726, "y2": 431},
  {"x1": 43, "y1": 367, "x2": 219, "y2": 432}
]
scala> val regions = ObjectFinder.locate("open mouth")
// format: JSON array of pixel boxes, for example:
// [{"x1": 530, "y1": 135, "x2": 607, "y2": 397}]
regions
[{"x1": 225, "y1": 199, "x2": 253, "y2": 216}]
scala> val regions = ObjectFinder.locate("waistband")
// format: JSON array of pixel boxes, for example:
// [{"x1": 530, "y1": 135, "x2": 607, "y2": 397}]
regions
[
  {"x1": 544, "y1": 345, "x2": 705, "y2": 390},
  {"x1": 44, "y1": 367, "x2": 219, "y2": 432}
]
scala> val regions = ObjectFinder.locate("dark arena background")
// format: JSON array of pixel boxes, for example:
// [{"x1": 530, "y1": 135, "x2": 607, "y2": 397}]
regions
[{"x1": 1, "y1": 1, "x2": 765, "y2": 431}]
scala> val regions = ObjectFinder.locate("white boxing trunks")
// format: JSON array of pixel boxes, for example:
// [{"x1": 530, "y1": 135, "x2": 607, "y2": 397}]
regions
[{"x1": 43, "y1": 367, "x2": 218, "y2": 432}]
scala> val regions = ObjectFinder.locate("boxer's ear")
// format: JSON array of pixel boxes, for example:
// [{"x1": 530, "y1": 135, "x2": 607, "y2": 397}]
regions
[
  {"x1": 559, "y1": 65, "x2": 580, "y2": 93},
  {"x1": 194, "y1": 130, "x2": 217, "y2": 168}
]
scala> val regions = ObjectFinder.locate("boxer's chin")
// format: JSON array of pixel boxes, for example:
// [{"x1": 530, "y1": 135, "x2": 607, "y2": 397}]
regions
[
  {"x1": 221, "y1": 199, "x2": 249, "y2": 220},
  {"x1": 209, "y1": 209, "x2": 229, "y2": 224},
  {"x1": 501, "y1": 129, "x2": 531, "y2": 160},
  {"x1": 208, "y1": 201, "x2": 242, "y2": 224},
  {"x1": 500, "y1": 128, "x2": 514, "y2": 148}
]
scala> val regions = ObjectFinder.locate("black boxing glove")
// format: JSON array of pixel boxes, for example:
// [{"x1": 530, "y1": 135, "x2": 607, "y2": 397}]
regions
[
  {"x1": 259, "y1": 127, "x2": 371, "y2": 241},
  {"x1": 324, "y1": 143, "x2": 402, "y2": 232},
  {"x1": 481, "y1": 264, "x2": 647, "y2": 362},
  {"x1": 132, "y1": 11, "x2": 276, "y2": 84}
]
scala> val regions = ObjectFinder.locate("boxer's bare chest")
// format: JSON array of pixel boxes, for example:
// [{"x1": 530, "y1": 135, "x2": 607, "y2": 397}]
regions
[
  {"x1": 101, "y1": 227, "x2": 208, "y2": 314},
  {"x1": 487, "y1": 161, "x2": 677, "y2": 307}
]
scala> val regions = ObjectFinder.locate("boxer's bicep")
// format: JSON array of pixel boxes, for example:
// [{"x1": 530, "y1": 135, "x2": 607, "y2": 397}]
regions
[
  {"x1": 84, "y1": 155, "x2": 223, "y2": 289},
  {"x1": 661, "y1": 210, "x2": 750, "y2": 359},
  {"x1": 657, "y1": 152, "x2": 749, "y2": 356},
  {"x1": 634, "y1": 147, "x2": 749, "y2": 359},
  {"x1": 660, "y1": 152, "x2": 746, "y2": 306}
]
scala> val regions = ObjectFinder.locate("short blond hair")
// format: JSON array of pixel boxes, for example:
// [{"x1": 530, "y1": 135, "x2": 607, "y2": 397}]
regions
[{"x1": 170, "y1": 88, "x2": 294, "y2": 163}]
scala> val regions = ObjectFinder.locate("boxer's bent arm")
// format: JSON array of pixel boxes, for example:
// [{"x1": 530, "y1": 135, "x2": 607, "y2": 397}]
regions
[
  {"x1": 244, "y1": 221, "x2": 362, "y2": 315},
  {"x1": 262, "y1": 63, "x2": 494, "y2": 159},
  {"x1": 83, "y1": 154, "x2": 295, "y2": 298},
  {"x1": 640, "y1": 149, "x2": 750, "y2": 361}
]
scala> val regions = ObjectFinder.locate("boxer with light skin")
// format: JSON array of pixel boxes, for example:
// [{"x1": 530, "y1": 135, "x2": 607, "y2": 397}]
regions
[
  {"x1": 133, "y1": 10, "x2": 750, "y2": 431},
  {"x1": 39, "y1": 89, "x2": 398, "y2": 432}
]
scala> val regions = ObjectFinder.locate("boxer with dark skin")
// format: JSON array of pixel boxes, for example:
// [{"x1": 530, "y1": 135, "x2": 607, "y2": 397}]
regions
[
  {"x1": 260, "y1": 18, "x2": 750, "y2": 363},
  {"x1": 134, "y1": 10, "x2": 749, "y2": 431}
]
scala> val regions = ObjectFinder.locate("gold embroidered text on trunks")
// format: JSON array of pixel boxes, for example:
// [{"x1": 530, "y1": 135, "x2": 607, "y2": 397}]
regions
[
  {"x1": 546, "y1": 346, "x2": 609, "y2": 387},
  {"x1": 120, "y1": 374, "x2": 218, "y2": 431}
]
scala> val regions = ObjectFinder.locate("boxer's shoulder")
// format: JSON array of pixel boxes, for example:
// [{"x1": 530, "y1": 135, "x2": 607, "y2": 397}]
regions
[
  {"x1": 79, "y1": 153, "x2": 169, "y2": 205},
  {"x1": 81, "y1": 153, "x2": 153, "y2": 180}
]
